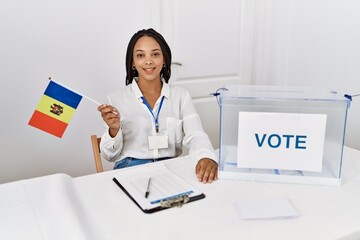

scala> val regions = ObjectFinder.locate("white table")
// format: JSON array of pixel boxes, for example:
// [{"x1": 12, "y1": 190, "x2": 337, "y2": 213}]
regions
[{"x1": 1, "y1": 147, "x2": 360, "y2": 240}]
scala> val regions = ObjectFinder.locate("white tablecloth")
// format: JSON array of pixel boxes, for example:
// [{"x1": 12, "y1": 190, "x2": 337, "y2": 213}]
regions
[{"x1": 1, "y1": 147, "x2": 360, "y2": 240}]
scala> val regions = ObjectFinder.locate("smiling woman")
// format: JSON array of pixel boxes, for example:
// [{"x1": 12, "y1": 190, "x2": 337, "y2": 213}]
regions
[{"x1": 97, "y1": 28, "x2": 219, "y2": 183}]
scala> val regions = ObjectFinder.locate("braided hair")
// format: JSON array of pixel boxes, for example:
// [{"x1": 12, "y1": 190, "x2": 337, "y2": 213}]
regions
[{"x1": 125, "y1": 28, "x2": 172, "y2": 85}]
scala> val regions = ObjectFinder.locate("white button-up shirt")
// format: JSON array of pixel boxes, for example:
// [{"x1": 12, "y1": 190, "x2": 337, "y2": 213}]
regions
[{"x1": 100, "y1": 79, "x2": 217, "y2": 164}]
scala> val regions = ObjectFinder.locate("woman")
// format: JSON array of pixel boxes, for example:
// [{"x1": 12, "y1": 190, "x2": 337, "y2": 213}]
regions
[{"x1": 98, "y1": 28, "x2": 217, "y2": 183}]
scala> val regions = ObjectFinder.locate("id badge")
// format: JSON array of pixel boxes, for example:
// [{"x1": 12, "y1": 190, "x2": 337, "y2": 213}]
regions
[{"x1": 148, "y1": 135, "x2": 169, "y2": 150}]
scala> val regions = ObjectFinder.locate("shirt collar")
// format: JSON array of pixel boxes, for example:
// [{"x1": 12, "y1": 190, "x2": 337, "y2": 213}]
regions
[{"x1": 131, "y1": 77, "x2": 170, "y2": 99}]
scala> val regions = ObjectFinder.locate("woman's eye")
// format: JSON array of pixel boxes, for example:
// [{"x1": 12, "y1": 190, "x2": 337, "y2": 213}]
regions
[
  {"x1": 136, "y1": 54, "x2": 143, "y2": 58},
  {"x1": 153, "y1": 52, "x2": 161, "y2": 57}
]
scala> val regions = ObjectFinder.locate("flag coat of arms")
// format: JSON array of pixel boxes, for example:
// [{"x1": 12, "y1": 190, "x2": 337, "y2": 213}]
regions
[{"x1": 28, "y1": 81, "x2": 82, "y2": 138}]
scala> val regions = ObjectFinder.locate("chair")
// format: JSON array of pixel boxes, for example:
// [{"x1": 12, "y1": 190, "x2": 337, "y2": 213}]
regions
[{"x1": 90, "y1": 135, "x2": 103, "y2": 173}]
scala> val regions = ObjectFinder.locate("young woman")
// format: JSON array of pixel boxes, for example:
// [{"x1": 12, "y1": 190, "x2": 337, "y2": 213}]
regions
[{"x1": 98, "y1": 28, "x2": 217, "y2": 183}]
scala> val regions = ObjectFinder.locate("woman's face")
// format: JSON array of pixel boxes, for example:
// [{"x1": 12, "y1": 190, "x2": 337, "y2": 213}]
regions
[{"x1": 133, "y1": 36, "x2": 164, "y2": 83}]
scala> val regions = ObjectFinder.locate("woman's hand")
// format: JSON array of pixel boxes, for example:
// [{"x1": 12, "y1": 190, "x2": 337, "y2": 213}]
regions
[
  {"x1": 98, "y1": 104, "x2": 120, "y2": 137},
  {"x1": 195, "y1": 158, "x2": 218, "y2": 183}
]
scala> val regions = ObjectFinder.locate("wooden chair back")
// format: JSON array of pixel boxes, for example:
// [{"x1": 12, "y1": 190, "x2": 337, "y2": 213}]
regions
[{"x1": 90, "y1": 135, "x2": 103, "y2": 173}]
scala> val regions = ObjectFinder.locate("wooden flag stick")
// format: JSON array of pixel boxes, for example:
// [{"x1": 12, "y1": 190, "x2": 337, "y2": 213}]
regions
[{"x1": 48, "y1": 77, "x2": 101, "y2": 106}]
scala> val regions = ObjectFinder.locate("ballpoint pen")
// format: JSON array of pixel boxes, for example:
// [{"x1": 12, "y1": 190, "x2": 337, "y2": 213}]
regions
[{"x1": 145, "y1": 177, "x2": 151, "y2": 198}]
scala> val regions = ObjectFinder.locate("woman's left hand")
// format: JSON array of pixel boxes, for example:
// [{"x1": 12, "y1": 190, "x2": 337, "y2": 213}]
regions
[{"x1": 195, "y1": 158, "x2": 218, "y2": 183}]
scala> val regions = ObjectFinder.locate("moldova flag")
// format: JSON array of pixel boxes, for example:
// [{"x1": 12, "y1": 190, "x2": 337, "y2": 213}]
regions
[{"x1": 28, "y1": 81, "x2": 82, "y2": 138}]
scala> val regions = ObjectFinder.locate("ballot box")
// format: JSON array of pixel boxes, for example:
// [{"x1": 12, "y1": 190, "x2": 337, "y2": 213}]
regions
[{"x1": 218, "y1": 85, "x2": 351, "y2": 185}]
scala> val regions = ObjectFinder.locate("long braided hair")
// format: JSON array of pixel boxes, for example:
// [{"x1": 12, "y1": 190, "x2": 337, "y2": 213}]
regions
[{"x1": 125, "y1": 28, "x2": 172, "y2": 85}]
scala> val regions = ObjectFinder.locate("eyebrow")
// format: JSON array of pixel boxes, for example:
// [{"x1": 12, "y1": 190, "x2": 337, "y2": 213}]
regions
[{"x1": 134, "y1": 49, "x2": 161, "y2": 52}]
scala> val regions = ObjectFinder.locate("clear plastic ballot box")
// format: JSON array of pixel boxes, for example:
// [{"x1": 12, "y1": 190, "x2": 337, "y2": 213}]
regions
[{"x1": 218, "y1": 85, "x2": 351, "y2": 185}]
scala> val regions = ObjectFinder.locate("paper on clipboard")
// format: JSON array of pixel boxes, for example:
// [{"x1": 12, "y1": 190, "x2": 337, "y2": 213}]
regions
[{"x1": 113, "y1": 163, "x2": 204, "y2": 213}]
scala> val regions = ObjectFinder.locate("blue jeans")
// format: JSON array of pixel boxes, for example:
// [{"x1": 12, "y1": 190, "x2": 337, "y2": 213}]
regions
[{"x1": 113, "y1": 157, "x2": 171, "y2": 170}]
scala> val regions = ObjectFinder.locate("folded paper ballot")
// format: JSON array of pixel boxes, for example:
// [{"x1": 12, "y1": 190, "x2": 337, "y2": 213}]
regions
[{"x1": 235, "y1": 196, "x2": 299, "y2": 220}]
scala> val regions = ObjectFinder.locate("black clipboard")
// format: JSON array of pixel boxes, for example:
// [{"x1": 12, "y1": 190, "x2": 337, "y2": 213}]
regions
[{"x1": 112, "y1": 177, "x2": 205, "y2": 214}]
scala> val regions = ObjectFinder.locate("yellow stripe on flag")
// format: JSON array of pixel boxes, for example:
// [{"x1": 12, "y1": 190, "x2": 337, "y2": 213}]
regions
[{"x1": 35, "y1": 95, "x2": 76, "y2": 124}]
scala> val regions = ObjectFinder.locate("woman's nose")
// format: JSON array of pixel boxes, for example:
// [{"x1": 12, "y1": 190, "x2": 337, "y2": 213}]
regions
[{"x1": 145, "y1": 59, "x2": 153, "y2": 65}]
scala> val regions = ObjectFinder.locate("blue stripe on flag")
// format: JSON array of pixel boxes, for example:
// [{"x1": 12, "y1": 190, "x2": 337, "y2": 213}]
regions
[{"x1": 44, "y1": 81, "x2": 82, "y2": 109}]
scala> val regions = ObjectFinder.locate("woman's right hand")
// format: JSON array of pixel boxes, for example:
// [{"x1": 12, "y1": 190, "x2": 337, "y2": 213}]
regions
[{"x1": 98, "y1": 104, "x2": 120, "y2": 137}]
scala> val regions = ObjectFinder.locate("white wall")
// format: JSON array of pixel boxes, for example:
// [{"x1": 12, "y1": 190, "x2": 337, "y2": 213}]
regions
[
  {"x1": 0, "y1": 0, "x2": 158, "y2": 183},
  {"x1": 251, "y1": 0, "x2": 360, "y2": 150},
  {"x1": 287, "y1": 1, "x2": 360, "y2": 151},
  {"x1": 1, "y1": 0, "x2": 359, "y2": 183}
]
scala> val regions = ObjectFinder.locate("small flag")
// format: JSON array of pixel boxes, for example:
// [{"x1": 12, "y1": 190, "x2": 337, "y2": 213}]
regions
[{"x1": 28, "y1": 80, "x2": 83, "y2": 138}]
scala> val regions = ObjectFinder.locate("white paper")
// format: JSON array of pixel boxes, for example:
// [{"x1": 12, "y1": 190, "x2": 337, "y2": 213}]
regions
[
  {"x1": 235, "y1": 196, "x2": 299, "y2": 220},
  {"x1": 114, "y1": 163, "x2": 202, "y2": 210}
]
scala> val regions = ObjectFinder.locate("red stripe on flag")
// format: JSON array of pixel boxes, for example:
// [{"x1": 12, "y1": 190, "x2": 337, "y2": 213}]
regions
[{"x1": 28, "y1": 110, "x2": 68, "y2": 138}]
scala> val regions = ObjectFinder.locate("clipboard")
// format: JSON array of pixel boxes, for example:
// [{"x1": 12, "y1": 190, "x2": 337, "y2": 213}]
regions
[{"x1": 112, "y1": 163, "x2": 205, "y2": 213}]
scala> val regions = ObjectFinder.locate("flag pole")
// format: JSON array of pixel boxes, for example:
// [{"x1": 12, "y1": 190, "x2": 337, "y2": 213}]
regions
[{"x1": 48, "y1": 77, "x2": 102, "y2": 106}]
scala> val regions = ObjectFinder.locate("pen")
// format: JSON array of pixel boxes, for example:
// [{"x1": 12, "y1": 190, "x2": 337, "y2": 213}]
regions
[{"x1": 145, "y1": 177, "x2": 151, "y2": 198}]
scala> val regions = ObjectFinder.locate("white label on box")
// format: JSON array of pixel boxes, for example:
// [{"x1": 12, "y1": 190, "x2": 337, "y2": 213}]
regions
[{"x1": 237, "y1": 112, "x2": 327, "y2": 172}]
